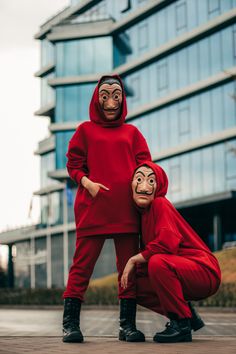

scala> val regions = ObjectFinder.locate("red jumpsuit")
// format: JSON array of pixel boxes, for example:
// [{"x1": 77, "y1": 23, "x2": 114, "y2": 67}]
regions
[
  {"x1": 135, "y1": 161, "x2": 221, "y2": 319},
  {"x1": 63, "y1": 75, "x2": 151, "y2": 300}
]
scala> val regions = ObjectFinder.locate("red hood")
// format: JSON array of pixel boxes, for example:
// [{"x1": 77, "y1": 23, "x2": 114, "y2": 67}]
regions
[
  {"x1": 134, "y1": 161, "x2": 168, "y2": 198},
  {"x1": 89, "y1": 74, "x2": 127, "y2": 128}
]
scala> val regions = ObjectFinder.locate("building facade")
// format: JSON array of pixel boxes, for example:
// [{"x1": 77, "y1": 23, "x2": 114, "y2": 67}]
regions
[{"x1": 1, "y1": 0, "x2": 236, "y2": 288}]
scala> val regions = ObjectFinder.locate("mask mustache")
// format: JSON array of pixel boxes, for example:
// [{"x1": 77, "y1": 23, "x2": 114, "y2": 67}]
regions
[
  {"x1": 103, "y1": 107, "x2": 120, "y2": 112},
  {"x1": 135, "y1": 185, "x2": 154, "y2": 196}
]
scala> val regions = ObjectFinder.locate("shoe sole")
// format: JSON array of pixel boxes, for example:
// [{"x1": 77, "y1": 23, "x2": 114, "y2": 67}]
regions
[
  {"x1": 153, "y1": 333, "x2": 192, "y2": 343},
  {"x1": 119, "y1": 332, "x2": 145, "y2": 342},
  {"x1": 192, "y1": 320, "x2": 205, "y2": 332},
  {"x1": 63, "y1": 332, "x2": 84, "y2": 343}
]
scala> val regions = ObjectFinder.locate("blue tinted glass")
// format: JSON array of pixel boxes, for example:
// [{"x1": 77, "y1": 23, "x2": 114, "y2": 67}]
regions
[
  {"x1": 65, "y1": 41, "x2": 78, "y2": 76},
  {"x1": 56, "y1": 84, "x2": 94, "y2": 123},
  {"x1": 209, "y1": 33, "x2": 222, "y2": 75},
  {"x1": 56, "y1": 37, "x2": 112, "y2": 77},
  {"x1": 176, "y1": 1, "x2": 187, "y2": 34},
  {"x1": 176, "y1": 48, "x2": 188, "y2": 88},
  {"x1": 138, "y1": 22, "x2": 148, "y2": 53},
  {"x1": 40, "y1": 152, "x2": 55, "y2": 188},
  {"x1": 56, "y1": 132, "x2": 74, "y2": 169},
  {"x1": 190, "y1": 150, "x2": 202, "y2": 197},
  {"x1": 167, "y1": 3, "x2": 176, "y2": 40},
  {"x1": 180, "y1": 154, "x2": 191, "y2": 200},
  {"x1": 199, "y1": 38, "x2": 210, "y2": 80},
  {"x1": 213, "y1": 144, "x2": 225, "y2": 192},
  {"x1": 56, "y1": 43, "x2": 64, "y2": 77},
  {"x1": 190, "y1": 95, "x2": 201, "y2": 140},
  {"x1": 156, "y1": 8, "x2": 168, "y2": 46},
  {"x1": 169, "y1": 158, "x2": 181, "y2": 199},
  {"x1": 41, "y1": 73, "x2": 55, "y2": 107},
  {"x1": 168, "y1": 54, "x2": 178, "y2": 92},
  {"x1": 220, "y1": 0, "x2": 234, "y2": 12},
  {"x1": 197, "y1": 0, "x2": 208, "y2": 26},
  {"x1": 157, "y1": 108, "x2": 169, "y2": 151},
  {"x1": 169, "y1": 105, "x2": 178, "y2": 147},
  {"x1": 178, "y1": 102, "x2": 190, "y2": 144},
  {"x1": 225, "y1": 140, "x2": 236, "y2": 182},
  {"x1": 202, "y1": 147, "x2": 214, "y2": 195},
  {"x1": 187, "y1": 0, "x2": 198, "y2": 30},
  {"x1": 188, "y1": 43, "x2": 199, "y2": 84},
  {"x1": 223, "y1": 82, "x2": 236, "y2": 128},
  {"x1": 221, "y1": 27, "x2": 233, "y2": 69},
  {"x1": 208, "y1": 0, "x2": 220, "y2": 17},
  {"x1": 79, "y1": 40, "x2": 93, "y2": 74},
  {"x1": 200, "y1": 91, "x2": 212, "y2": 135},
  {"x1": 41, "y1": 39, "x2": 54, "y2": 67},
  {"x1": 211, "y1": 86, "x2": 224, "y2": 132}
]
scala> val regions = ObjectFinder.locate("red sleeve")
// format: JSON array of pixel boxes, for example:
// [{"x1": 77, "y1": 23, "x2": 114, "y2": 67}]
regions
[
  {"x1": 133, "y1": 128, "x2": 152, "y2": 164},
  {"x1": 141, "y1": 198, "x2": 183, "y2": 261},
  {"x1": 66, "y1": 125, "x2": 88, "y2": 185},
  {"x1": 141, "y1": 228, "x2": 183, "y2": 261}
]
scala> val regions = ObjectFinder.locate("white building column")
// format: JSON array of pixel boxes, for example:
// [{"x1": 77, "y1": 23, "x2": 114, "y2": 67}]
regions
[
  {"x1": 63, "y1": 182, "x2": 69, "y2": 286},
  {"x1": 30, "y1": 237, "x2": 35, "y2": 289},
  {"x1": 213, "y1": 214, "x2": 222, "y2": 251},
  {"x1": 46, "y1": 233, "x2": 52, "y2": 288}
]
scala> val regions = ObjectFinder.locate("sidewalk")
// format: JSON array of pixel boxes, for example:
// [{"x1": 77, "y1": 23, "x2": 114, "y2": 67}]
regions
[
  {"x1": 1, "y1": 336, "x2": 236, "y2": 354},
  {"x1": 0, "y1": 308, "x2": 235, "y2": 353}
]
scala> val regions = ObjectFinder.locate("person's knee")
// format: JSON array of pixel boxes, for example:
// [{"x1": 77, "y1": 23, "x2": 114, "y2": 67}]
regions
[{"x1": 148, "y1": 254, "x2": 169, "y2": 277}]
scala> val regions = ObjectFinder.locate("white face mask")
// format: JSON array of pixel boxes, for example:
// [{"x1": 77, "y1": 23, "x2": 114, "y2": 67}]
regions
[{"x1": 132, "y1": 166, "x2": 157, "y2": 208}]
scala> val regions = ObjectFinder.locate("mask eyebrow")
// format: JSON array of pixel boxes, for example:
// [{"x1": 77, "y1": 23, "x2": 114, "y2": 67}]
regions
[
  {"x1": 99, "y1": 89, "x2": 109, "y2": 95},
  {"x1": 135, "y1": 171, "x2": 145, "y2": 177},
  {"x1": 112, "y1": 89, "x2": 122, "y2": 94},
  {"x1": 148, "y1": 172, "x2": 155, "y2": 177}
]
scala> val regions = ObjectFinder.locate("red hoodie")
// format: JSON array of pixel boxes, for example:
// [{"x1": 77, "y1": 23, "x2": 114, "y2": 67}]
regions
[
  {"x1": 66, "y1": 75, "x2": 151, "y2": 237},
  {"x1": 137, "y1": 161, "x2": 221, "y2": 281}
]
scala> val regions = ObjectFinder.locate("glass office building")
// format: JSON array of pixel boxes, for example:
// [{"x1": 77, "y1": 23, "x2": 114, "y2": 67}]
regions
[{"x1": 1, "y1": 0, "x2": 236, "y2": 288}]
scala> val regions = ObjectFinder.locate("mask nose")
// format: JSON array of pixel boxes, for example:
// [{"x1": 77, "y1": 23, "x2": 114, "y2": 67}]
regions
[
  {"x1": 106, "y1": 97, "x2": 116, "y2": 109},
  {"x1": 139, "y1": 180, "x2": 149, "y2": 192}
]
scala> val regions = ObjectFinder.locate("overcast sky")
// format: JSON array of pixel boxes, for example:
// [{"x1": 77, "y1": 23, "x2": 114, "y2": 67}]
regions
[{"x1": 0, "y1": 0, "x2": 69, "y2": 233}]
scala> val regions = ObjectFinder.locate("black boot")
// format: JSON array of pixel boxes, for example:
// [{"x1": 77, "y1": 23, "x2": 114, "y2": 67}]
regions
[
  {"x1": 62, "y1": 298, "x2": 84, "y2": 343},
  {"x1": 119, "y1": 298, "x2": 145, "y2": 342},
  {"x1": 188, "y1": 301, "x2": 205, "y2": 331},
  {"x1": 153, "y1": 318, "x2": 192, "y2": 343}
]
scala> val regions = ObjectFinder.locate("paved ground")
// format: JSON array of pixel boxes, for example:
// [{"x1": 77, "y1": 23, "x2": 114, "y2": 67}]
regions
[{"x1": 0, "y1": 307, "x2": 235, "y2": 353}]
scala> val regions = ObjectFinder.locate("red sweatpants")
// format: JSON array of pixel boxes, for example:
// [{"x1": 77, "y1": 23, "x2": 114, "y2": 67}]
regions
[
  {"x1": 63, "y1": 234, "x2": 139, "y2": 301},
  {"x1": 136, "y1": 254, "x2": 220, "y2": 319}
]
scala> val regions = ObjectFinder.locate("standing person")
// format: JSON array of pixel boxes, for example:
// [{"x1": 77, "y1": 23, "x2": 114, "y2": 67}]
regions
[
  {"x1": 62, "y1": 75, "x2": 151, "y2": 343},
  {"x1": 121, "y1": 161, "x2": 221, "y2": 343}
]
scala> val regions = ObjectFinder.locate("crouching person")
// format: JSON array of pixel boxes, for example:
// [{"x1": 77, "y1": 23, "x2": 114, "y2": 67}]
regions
[{"x1": 121, "y1": 161, "x2": 221, "y2": 343}]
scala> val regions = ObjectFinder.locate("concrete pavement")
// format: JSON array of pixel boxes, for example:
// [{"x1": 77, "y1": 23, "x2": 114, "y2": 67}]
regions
[{"x1": 0, "y1": 307, "x2": 235, "y2": 353}]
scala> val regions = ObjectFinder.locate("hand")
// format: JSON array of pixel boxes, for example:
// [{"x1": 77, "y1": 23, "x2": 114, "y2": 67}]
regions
[
  {"x1": 81, "y1": 177, "x2": 109, "y2": 198},
  {"x1": 121, "y1": 258, "x2": 136, "y2": 289}
]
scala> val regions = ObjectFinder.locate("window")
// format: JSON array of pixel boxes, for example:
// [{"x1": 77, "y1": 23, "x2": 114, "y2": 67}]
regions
[
  {"x1": 176, "y1": 2, "x2": 187, "y2": 31},
  {"x1": 120, "y1": 0, "x2": 131, "y2": 13},
  {"x1": 226, "y1": 142, "x2": 236, "y2": 179},
  {"x1": 130, "y1": 75, "x2": 140, "y2": 102},
  {"x1": 208, "y1": 0, "x2": 220, "y2": 14},
  {"x1": 179, "y1": 106, "x2": 190, "y2": 135},
  {"x1": 157, "y1": 61, "x2": 168, "y2": 91},
  {"x1": 138, "y1": 22, "x2": 148, "y2": 51},
  {"x1": 233, "y1": 30, "x2": 236, "y2": 58},
  {"x1": 170, "y1": 163, "x2": 181, "y2": 193}
]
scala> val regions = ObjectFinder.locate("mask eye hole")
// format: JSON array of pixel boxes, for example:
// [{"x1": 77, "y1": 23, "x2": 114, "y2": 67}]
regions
[
  {"x1": 149, "y1": 178, "x2": 155, "y2": 185},
  {"x1": 102, "y1": 95, "x2": 108, "y2": 101},
  {"x1": 113, "y1": 93, "x2": 120, "y2": 100},
  {"x1": 137, "y1": 176, "x2": 142, "y2": 183}
]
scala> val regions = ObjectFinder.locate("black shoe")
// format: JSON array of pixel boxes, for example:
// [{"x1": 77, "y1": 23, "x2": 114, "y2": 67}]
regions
[
  {"x1": 62, "y1": 298, "x2": 84, "y2": 343},
  {"x1": 188, "y1": 302, "x2": 205, "y2": 332},
  {"x1": 153, "y1": 318, "x2": 192, "y2": 343},
  {"x1": 119, "y1": 298, "x2": 145, "y2": 342}
]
